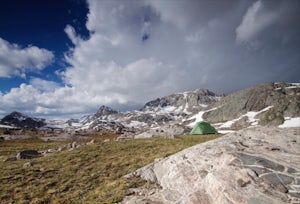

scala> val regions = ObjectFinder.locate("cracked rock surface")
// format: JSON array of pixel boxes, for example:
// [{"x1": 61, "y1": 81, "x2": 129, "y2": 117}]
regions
[{"x1": 123, "y1": 127, "x2": 300, "y2": 204}]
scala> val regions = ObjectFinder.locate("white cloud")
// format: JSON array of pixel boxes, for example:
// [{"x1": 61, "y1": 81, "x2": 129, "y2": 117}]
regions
[
  {"x1": 0, "y1": 37, "x2": 54, "y2": 77},
  {"x1": 1, "y1": 0, "x2": 300, "y2": 119},
  {"x1": 29, "y1": 77, "x2": 60, "y2": 92},
  {"x1": 236, "y1": 0, "x2": 280, "y2": 45},
  {"x1": 0, "y1": 82, "x2": 102, "y2": 118},
  {"x1": 64, "y1": 24, "x2": 81, "y2": 45}
]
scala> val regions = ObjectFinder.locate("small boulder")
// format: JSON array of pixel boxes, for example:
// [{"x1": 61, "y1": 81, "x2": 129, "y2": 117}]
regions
[
  {"x1": 16, "y1": 150, "x2": 40, "y2": 160},
  {"x1": 86, "y1": 139, "x2": 95, "y2": 145},
  {"x1": 3, "y1": 155, "x2": 17, "y2": 162},
  {"x1": 23, "y1": 162, "x2": 32, "y2": 168},
  {"x1": 46, "y1": 149, "x2": 56, "y2": 153},
  {"x1": 57, "y1": 145, "x2": 67, "y2": 152},
  {"x1": 71, "y1": 141, "x2": 79, "y2": 149}
]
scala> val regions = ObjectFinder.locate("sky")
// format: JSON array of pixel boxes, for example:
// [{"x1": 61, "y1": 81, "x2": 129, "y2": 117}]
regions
[{"x1": 0, "y1": 0, "x2": 299, "y2": 119}]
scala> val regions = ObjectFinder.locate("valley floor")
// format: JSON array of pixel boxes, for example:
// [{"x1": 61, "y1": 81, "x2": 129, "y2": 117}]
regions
[{"x1": 0, "y1": 133, "x2": 220, "y2": 203}]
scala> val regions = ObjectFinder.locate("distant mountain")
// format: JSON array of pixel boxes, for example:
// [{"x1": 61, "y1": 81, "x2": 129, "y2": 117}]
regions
[
  {"x1": 78, "y1": 106, "x2": 123, "y2": 132},
  {"x1": 0, "y1": 111, "x2": 46, "y2": 129},
  {"x1": 142, "y1": 89, "x2": 222, "y2": 113},
  {"x1": 94, "y1": 105, "x2": 118, "y2": 118},
  {"x1": 80, "y1": 89, "x2": 222, "y2": 131}
]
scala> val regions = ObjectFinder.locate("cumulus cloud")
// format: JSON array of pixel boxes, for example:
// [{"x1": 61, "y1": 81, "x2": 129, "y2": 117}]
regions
[
  {"x1": 62, "y1": 0, "x2": 242, "y2": 107},
  {"x1": 1, "y1": 0, "x2": 299, "y2": 118},
  {"x1": 0, "y1": 82, "x2": 101, "y2": 118},
  {"x1": 29, "y1": 77, "x2": 60, "y2": 92},
  {"x1": 0, "y1": 37, "x2": 54, "y2": 77}
]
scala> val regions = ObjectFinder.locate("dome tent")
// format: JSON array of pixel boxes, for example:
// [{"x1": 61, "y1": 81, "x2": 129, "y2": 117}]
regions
[{"x1": 190, "y1": 121, "x2": 217, "y2": 135}]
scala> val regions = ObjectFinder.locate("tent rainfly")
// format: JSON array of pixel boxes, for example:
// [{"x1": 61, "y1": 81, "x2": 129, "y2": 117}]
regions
[{"x1": 190, "y1": 121, "x2": 218, "y2": 135}]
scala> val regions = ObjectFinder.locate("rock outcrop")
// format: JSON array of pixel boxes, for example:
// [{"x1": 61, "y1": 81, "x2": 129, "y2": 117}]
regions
[
  {"x1": 123, "y1": 127, "x2": 300, "y2": 204},
  {"x1": 16, "y1": 150, "x2": 41, "y2": 160}
]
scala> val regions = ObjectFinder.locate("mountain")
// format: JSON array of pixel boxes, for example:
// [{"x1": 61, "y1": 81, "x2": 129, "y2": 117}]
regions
[
  {"x1": 79, "y1": 106, "x2": 124, "y2": 132},
  {"x1": 187, "y1": 82, "x2": 300, "y2": 131},
  {"x1": 1, "y1": 82, "x2": 299, "y2": 133},
  {"x1": 141, "y1": 89, "x2": 222, "y2": 113},
  {"x1": 0, "y1": 111, "x2": 46, "y2": 129},
  {"x1": 80, "y1": 89, "x2": 222, "y2": 131},
  {"x1": 94, "y1": 105, "x2": 118, "y2": 118}
]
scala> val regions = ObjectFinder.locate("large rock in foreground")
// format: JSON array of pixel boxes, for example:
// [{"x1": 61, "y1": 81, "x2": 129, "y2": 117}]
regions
[{"x1": 123, "y1": 127, "x2": 300, "y2": 204}]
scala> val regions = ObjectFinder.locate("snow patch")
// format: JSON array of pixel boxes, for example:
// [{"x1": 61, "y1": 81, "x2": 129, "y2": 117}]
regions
[
  {"x1": 218, "y1": 130, "x2": 235, "y2": 134},
  {"x1": 278, "y1": 117, "x2": 300, "y2": 128},
  {"x1": 0, "y1": 124, "x2": 16, "y2": 129},
  {"x1": 219, "y1": 106, "x2": 273, "y2": 128},
  {"x1": 188, "y1": 107, "x2": 220, "y2": 127},
  {"x1": 275, "y1": 83, "x2": 300, "y2": 90},
  {"x1": 127, "y1": 120, "x2": 148, "y2": 128}
]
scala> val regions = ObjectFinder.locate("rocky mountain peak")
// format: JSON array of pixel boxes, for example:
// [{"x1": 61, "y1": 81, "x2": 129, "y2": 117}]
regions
[
  {"x1": 141, "y1": 88, "x2": 222, "y2": 113},
  {"x1": 0, "y1": 111, "x2": 45, "y2": 129},
  {"x1": 94, "y1": 105, "x2": 118, "y2": 118}
]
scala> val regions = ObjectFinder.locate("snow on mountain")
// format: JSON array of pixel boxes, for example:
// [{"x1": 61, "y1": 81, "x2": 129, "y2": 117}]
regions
[
  {"x1": 218, "y1": 106, "x2": 273, "y2": 129},
  {"x1": 1, "y1": 82, "x2": 298, "y2": 133},
  {"x1": 0, "y1": 124, "x2": 16, "y2": 129},
  {"x1": 76, "y1": 89, "x2": 222, "y2": 131},
  {"x1": 187, "y1": 106, "x2": 221, "y2": 127},
  {"x1": 191, "y1": 82, "x2": 300, "y2": 132},
  {"x1": 41, "y1": 119, "x2": 70, "y2": 130}
]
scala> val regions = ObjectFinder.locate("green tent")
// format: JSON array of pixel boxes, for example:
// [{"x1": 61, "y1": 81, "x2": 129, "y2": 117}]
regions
[{"x1": 190, "y1": 121, "x2": 217, "y2": 135}]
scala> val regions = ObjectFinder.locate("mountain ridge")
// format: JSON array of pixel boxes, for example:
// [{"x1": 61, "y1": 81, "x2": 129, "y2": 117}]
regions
[{"x1": 1, "y1": 82, "x2": 299, "y2": 132}]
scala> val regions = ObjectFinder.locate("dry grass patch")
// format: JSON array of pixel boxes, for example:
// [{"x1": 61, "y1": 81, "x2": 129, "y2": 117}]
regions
[{"x1": 0, "y1": 134, "x2": 221, "y2": 203}]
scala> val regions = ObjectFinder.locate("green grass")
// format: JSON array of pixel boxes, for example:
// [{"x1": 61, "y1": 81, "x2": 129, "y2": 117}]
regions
[{"x1": 0, "y1": 134, "x2": 221, "y2": 203}]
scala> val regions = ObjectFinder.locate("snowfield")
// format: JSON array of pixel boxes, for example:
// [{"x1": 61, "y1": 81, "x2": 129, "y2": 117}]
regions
[{"x1": 278, "y1": 117, "x2": 300, "y2": 128}]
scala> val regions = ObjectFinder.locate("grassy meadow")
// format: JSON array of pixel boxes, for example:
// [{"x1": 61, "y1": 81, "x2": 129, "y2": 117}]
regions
[{"x1": 0, "y1": 133, "x2": 221, "y2": 203}]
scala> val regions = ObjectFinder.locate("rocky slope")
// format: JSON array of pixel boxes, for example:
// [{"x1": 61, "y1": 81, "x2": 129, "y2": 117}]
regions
[
  {"x1": 187, "y1": 82, "x2": 300, "y2": 131},
  {"x1": 123, "y1": 127, "x2": 300, "y2": 204}
]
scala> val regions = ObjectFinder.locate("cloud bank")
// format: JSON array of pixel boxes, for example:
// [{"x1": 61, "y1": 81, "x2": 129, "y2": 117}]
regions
[
  {"x1": 0, "y1": 0, "x2": 299, "y2": 118},
  {"x1": 0, "y1": 37, "x2": 54, "y2": 78}
]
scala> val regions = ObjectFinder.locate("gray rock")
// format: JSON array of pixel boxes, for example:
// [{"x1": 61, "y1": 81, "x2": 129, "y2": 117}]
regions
[
  {"x1": 57, "y1": 145, "x2": 67, "y2": 152},
  {"x1": 123, "y1": 127, "x2": 300, "y2": 204},
  {"x1": 86, "y1": 139, "x2": 95, "y2": 145},
  {"x1": 3, "y1": 155, "x2": 17, "y2": 162},
  {"x1": 23, "y1": 162, "x2": 32, "y2": 168},
  {"x1": 71, "y1": 141, "x2": 80, "y2": 149},
  {"x1": 16, "y1": 150, "x2": 40, "y2": 160},
  {"x1": 46, "y1": 149, "x2": 56, "y2": 153}
]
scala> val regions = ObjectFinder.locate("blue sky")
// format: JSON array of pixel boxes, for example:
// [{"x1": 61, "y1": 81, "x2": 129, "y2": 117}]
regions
[
  {"x1": 0, "y1": 0, "x2": 88, "y2": 92},
  {"x1": 0, "y1": 0, "x2": 299, "y2": 119}
]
